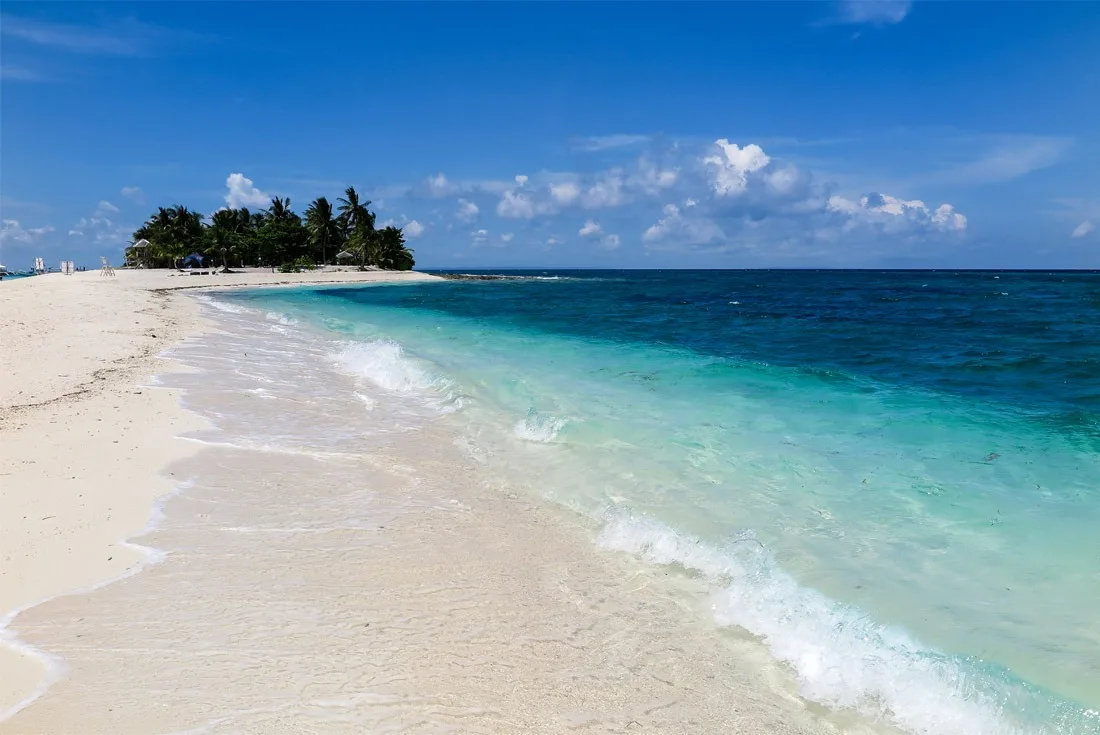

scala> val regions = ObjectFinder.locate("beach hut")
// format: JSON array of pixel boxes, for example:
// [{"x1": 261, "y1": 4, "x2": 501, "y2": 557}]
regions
[{"x1": 335, "y1": 250, "x2": 356, "y2": 264}]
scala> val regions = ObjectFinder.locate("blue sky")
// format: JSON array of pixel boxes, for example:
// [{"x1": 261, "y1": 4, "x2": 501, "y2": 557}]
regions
[{"x1": 2, "y1": 1, "x2": 1098, "y2": 269}]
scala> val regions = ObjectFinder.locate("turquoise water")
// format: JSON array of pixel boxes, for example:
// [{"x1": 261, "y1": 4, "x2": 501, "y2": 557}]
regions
[{"x1": 223, "y1": 271, "x2": 1100, "y2": 735}]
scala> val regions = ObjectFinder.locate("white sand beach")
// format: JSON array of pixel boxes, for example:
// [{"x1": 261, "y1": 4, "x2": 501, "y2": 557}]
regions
[
  {"x1": 0, "y1": 269, "x2": 438, "y2": 720},
  {"x1": 0, "y1": 270, "x2": 868, "y2": 734}
]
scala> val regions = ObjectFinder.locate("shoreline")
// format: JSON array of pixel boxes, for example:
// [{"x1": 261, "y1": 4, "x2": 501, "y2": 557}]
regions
[
  {"x1": 0, "y1": 268, "x2": 441, "y2": 722},
  {"x1": 1, "y1": 288, "x2": 857, "y2": 734}
]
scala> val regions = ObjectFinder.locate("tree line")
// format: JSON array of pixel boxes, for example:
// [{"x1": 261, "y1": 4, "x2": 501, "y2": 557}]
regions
[{"x1": 124, "y1": 187, "x2": 414, "y2": 271}]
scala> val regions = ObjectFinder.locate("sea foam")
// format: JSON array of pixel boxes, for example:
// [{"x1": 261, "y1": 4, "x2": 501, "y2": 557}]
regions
[
  {"x1": 330, "y1": 339, "x2": 464, "y2": 415},
  {"x1": 332, "y1": 340, "x2": 449, "y2": 394},
  {"x1": 513, "y1": 409, "x2": 568, "y2": 442},
  {"x1": 265, "y1": 311, "x2": 298, "y2": 326},
  {"x1": 193, "y1": 294, "x2": 251, "y2": 314},
  {"x1": 597, "y1": 513, "x2": 1060, "y2": 735}
]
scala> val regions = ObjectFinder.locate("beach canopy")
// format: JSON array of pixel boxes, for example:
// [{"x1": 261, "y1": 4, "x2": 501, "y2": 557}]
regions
[{"x1": 181, "y1": 253, "x2": 205, "y2": 267}]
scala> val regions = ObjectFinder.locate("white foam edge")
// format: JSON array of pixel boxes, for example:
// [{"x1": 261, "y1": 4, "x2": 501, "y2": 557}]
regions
[
  {"x1": 0, "y1": 478, "x2": 195, "y2": 723},
  {"x1": 595, "y1": 512, "x2": 1036, "y2": 735}
]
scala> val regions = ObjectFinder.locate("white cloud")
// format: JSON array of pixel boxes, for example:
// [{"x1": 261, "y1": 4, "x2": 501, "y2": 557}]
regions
[
  {"x1": 826, "y1": 193, "x2": 967, "y2": 233},
  {"x1": 643, "y1": 204, "x2": 681, "y2": 242},
  {"x1": 765, "y1": 166, "x2": 806, "y2": 195},
  {"x1": 642, "y1": 203, "x2": 725, "y2": 246},
  {"x1": 1072, "y1": 221, "x2": 1096, "y2": 239},
  {"x1": 583, "y1": 170, "x2": 626, "y2": 209},
  {"x1": 550, "y1": 182, "x2": 581, "y2": 205},
  {"x1": 224, "y1": 173, "x2": 270, "y2": 209},
  {"x1": 497, "y1": 189, "x2": 537, "y2": 219},
  {"x1": 578, "y1": 218, "x2": 621, "y2": 250},
  {"x1": 426, "y1": 172, "x2": 455, "y2": 197},
  {"x1": 703, "y1": 140, "x2": 771, "y2": 196},
  {"x1": 500, "y1": 232, "x2": 514, "y2": 243},
  {"x1": 836, "y1": 0, "x2": 912, "y2": 25},
  {"x1": 633, "y1": 159, "x2": 678, "y2": 195},
  {"x1": 404, "y1": 220, "x2": 425, "y2": 238},
  {"x1": 456, "y1": 198, "x2": 479, "y2": 223},
  {"x1": 416, "y1": 174, "x2": 510, "y2": 199},
  {"x1": 496, "y1": 174, "x2": 560, "y2": 219},
  {"x1": 578, "y1": 219, "x2": 603, "y2": 237},
  {"x1": 931, "y1": 204, "x2": 967, "y2": 232},
  {"x1": 66, "y1": 200, "x2": 132, "y2": 251},
  {"x1": 685, "y1": 138, "x2": 969, "y2": 249},
  {"x1": 471, "y1": 228, "x2": 490, "y2": 246},
  {"x1": 120, "y1": 186, "x2": 144, "y2": 203},
  {"x1": 0, "y1": 219, "x2": 54, "y2": 244}
]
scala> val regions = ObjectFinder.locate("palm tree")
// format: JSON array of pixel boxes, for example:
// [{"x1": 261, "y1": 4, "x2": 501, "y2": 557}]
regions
[
  {"x1": 338, "y1": 187, "x2": 377, "y2": 268},
  {"x1": 206, "y1": 209, "x2": 240, "y2": 270},
  {"x1": 304, "y1": 196, "x2": 340, "y2": 265},
  {"x1": 377, "y1": 226, "x2": 415, "y2": 270},
  {"x1": 267, "y1": 196, "x2": 294, "y2": 222},
  {"x1": 129, "y1": 205, "x2": 204, "y2": 267},
  {"x1": 337, "y1": 186, "x2": 371, "y2": 232}
]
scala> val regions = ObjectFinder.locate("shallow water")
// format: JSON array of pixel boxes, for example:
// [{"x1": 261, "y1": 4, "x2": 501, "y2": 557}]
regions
[
  {"x1": 7, "y1": 292, "x2": 861, "y2": 734},
  {"x1": 222, "y1": 271, "x2": 1100, "y2": 735}
]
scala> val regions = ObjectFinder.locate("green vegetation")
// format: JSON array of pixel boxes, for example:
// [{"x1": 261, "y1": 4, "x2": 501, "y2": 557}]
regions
[{"x1": 124, "y1": 187, "x2": 414, "y2": 271}]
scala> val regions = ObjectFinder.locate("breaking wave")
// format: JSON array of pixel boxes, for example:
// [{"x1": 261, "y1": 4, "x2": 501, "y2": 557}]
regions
[{"x1": 597, "y1": 514, "x2": 1089, "y2": 735}]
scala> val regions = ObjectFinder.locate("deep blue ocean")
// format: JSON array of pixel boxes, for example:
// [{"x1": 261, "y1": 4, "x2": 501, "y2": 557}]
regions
[{"x1": 225, "y1": 270, "x2": 1100, "y2": 735}]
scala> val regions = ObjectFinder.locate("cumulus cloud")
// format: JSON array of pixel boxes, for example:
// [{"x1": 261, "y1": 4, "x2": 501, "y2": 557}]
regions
[
  {"x1": 578, "y1": 219, "x2": 621, "y2": 250},
  {"x1": 826, "y1": 193, "x2": 967, "y2": 233},
  {"x1": 224, "y1": 173, "x2": 270, "y2": 209},
  {"x1": 497, "y1": 189, "x2": 537, "y2": 219},
  {"x1": 633, "y1": 159, "x2": 678, "y2": 195},
  {"x1": 404, "y1": 220, "x2": 425, "y2": 238},
  {"x1": 65, "y1": 199, "x2": 132, "y2": 253},
  {"x1": 496, "y1": 175, "x2": 558, "y2": 219},
  {"x1": 703, "y1": 140, "x2": 771, "y2": 196},
  {"x1": 1072, "y1": 221, "x2": 1096, "y2": 239},
  {"x1": 578, "y1": 219, "x2": 603, "y2": 237},
  {"x1": 500, "y1": 232, "x2": 514, "y2": 243},
  {"x1": 835, "y1": 0, "x2": 912, "y2": 25},
  {"x1": 120, "y1": 186, "x2": 144, "y2": 203},
  {"x1": 361, "y1": 135, "x2": 969, "y2": 261},
  {"x1": 583, "y1": 170, "x2": 627, "y2": 209},
  {"x1": 642, "y1": 203, "x2": 724, "y2": 246},
  {"x1": 550, "y1": 182, "x2": 581, "y2": 205},
  {"x1": 0, "y1": 219, "x2": 54, "y2": 244},
  {"x1": 496, "y1": 169, "x2": 630, "y2": 218},
  {"x1": 426, "y1": 173, "x2": 455, "y2": 197},
  {"x1": 456, "y1": 198, "x2": 479, "y2": 223},
  {"x1": 633, "y1": 138, "x2": 969, "y2": 252}
]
